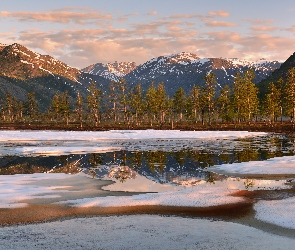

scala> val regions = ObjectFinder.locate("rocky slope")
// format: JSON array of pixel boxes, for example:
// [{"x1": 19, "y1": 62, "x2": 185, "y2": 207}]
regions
[
  {"x1": 82, "y1": 61, "x2": 137, "y2": 81},
  {"x1": 83, "y1": 52, "x2": 281, "y2": 95},
  {"x1": 0, "y1": 43, "x2": 109, "y2": 109}
]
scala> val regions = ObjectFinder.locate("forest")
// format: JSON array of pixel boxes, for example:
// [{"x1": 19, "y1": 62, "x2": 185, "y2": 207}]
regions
[{"x1": 1, "y1": 67, "x2": 295, "y2": 131}]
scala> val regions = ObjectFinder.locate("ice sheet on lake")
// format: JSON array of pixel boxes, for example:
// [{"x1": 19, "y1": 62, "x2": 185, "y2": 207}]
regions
[
  {"x1": 0, "y1": 173, "x2": 73, "y2": 208},
  {"x1": 64, "y1": 181, "x2": 245, "y2": 208},
  {"x1": 207, "y1": 156, "x2": 295, "y2": 175},
  {"x1": 14, "y1": 146, "x2": 122, "y2": 156},
  {"x1": 0, "y1": 130, "x2": 267, "y2": 142},
  {"x1": 255, "y1": 197, "x2": 295, "y2": 229}
]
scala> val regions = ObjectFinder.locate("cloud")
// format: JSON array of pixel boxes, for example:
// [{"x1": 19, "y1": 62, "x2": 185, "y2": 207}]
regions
[
  {"x1": 209, "y1": 10, "x2": 230, "y2": 17},
  {"x1": 205, "y1": 21, "x2": 237, "y2": 27},
  {"x1": 243, "y1": 18, "x2": 274, "y2": 25},
  {"x1": 251, "y1": 26, "x2": 278, "y2": 32},
  {"x1": 285, "y1": 25, "x2": 295, "y2": 33},
  {"x1": 0, "y1": 9, "x2": 112, "y2": 24},
  {"x1": 148, "y1": 11, "x2": 158, "y2": 16}
]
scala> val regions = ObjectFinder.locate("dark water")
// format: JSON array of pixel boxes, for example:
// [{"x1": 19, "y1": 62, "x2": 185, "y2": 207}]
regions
[{"x1": 0, "y1": 133, "x2": 295, "y2": 191}]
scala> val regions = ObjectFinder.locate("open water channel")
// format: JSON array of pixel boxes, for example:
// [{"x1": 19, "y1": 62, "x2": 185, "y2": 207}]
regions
[{"x1": 0, "y1": 132, "x2": 295, "y2": 194}]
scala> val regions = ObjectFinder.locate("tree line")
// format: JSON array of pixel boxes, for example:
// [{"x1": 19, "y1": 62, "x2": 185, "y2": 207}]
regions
[{"x1": 1, "y1": 68, "x2": 295, "y2": 128}]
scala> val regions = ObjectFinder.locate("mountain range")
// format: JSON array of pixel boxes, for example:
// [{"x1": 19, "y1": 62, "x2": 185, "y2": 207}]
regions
[
  {"x1": 0, "y1": 42, "x2": 293, "y2": 110},
  {"x1": 82, "y1": 51, "x2": 281, "y2": 95}
]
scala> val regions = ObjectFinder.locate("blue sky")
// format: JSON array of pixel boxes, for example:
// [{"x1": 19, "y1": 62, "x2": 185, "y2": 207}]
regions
[{"x1": 1, "y1": 0, "x2": 295, "y2": 68}]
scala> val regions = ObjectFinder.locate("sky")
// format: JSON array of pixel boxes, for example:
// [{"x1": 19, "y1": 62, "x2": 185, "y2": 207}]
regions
[{"x1": 1, "y1": 0, "x2": 295, "y2": 69}]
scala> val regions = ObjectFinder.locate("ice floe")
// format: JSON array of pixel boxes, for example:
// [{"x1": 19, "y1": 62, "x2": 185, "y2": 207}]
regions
[
  {"x1": 0, "y1": 130, "x2": 267, "y2": 142},
  {"x1": 64, "y1": 181, "x2": 244, "y2": 208},
  {"x1": 207, "y1": 156, "x2": 295, "y2": 176},
  {"x1": 0, "y1": 173, "x2": 72, "y2": 208},
  {"x1": 255, "y1": 197, "x2": 295, "y2": 229}
]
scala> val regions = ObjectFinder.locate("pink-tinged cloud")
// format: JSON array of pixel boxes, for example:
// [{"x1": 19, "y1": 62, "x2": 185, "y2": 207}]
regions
[
  {"x1": 0, "y1": 10, "x2": 112, "y2": 24},
  {"x1": 209, "y1": 10, "x2": 230, "y2": 17},
  {"x1": 205, "y1": 21, "x2": 237, "y2": 27},
  {"x1": 148, "y1": 11, "x2": 158, "y2": 15},
  {"x1": 251, "y1": 26, "x2": 277, "y2": 32},
  {"x1": 243, "y1": 18, "x2": 274, "y2": 25},
  {"x1": 285, "y1": 25, "x2": 295, "y2": 33}
]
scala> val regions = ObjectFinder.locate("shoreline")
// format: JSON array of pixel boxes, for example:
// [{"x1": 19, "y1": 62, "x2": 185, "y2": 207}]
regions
[{"x1": 0, "y1": 174, "x2": 294, "y2": 239}]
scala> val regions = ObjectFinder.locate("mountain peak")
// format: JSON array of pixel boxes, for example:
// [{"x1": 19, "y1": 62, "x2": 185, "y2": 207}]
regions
[
  {"x1": 82, "y1": 61, "x2": 137, "y2": 81},
  {"x1": 0, "y1": 43, "x2": 80, "y2": 81}
]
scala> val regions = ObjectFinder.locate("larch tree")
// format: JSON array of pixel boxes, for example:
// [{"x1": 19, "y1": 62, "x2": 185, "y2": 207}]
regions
[
  {"x1": 156, "y1": 82, "x2": 168, "y2": 124},
  {"x1": 201, "y1": 72, "x2": 217, "y2": 125},
  {"x1": 128, "y1": 83, "x2": 144, "y2": 125},
  {"x1": 232, "y1": 72, "x2": 244, "y2": 123},
  {"x1": 87, "y1": 82, "x2": 102, "y2": 127},
  {"x1": 75, "y1": 92, "x2": 83, "y2": 128},
  {"x1": 242, "y1": 69, "x2": 259, "y2": 122},
  {"x1": 25, "y1": 92, "x2": 39, "y2": 120},
  {"x1": 284, "y1": 67, "x2": 295, "y2": 123},
  {"x1": 216, "y1": 85, "x2": 232, "y2": 122},
  {"x1": 145, "y1": 82, "x2": 158, "y2": 126},
  {"x1": 172, "y1": 87, "x2": 186, "y2": 122},
  {"x1": 263, "y1": 82, "x2": 281, "y2": 123},
  {"x1": 188, "y1": 85, "x2": 201, "y2": 123}
]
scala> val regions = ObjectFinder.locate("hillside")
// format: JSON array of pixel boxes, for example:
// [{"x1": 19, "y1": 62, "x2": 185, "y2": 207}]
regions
[
  {"x1": 0, "y1": 43, "x2": 109, "y2": 110},
  {"x1": 257, "y1": 52, "x2": 295, "y2": 97},
  {"x1": 83, "y1": 52, "x2": 281, "y2": 95}
]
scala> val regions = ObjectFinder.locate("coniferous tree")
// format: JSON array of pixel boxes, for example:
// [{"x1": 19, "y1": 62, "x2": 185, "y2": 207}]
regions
[
  {"x1": 48, "y1": 92, "x2": 61, "y2": 122},
  {"x1": 188, "y1": 85, "x2": 201, "y2": 123},
  {"x1": 232, "y1": 72, "x2": 244, "y2": 123},
  {"x1": 60, "y1": 91, "x2": 71, "y2": 125},
  {"x1": 87, "y1": 82, "x2": 102, "y2": 126},
  {"x1": 201, "y1": 72, "x2": 217, "y2": 125},
  {"x1": 108, "y1": 80, "x2": 119, "y2": 122},
  {"x1": 75, "y1": 92, "x2": 83, "y2": 128},
  {"x1": 156, "y1": 83, "x2": 168, "y2": 124},
  {"x1": 262, "y1": 82, "x2": 281, "y2": 123},
  {"x1": 117, "y1": 78, "x2": 129, "y2": 123},
  {"x1": 145, "y1": 82, "x2": 158, "y2": 126},
  {"x1": 173, "y1": 87, "x2": 186, "y2": 122},
  {"x1": 25, "y1": 92, "x2": 39, "y2": 121},
  {"x1": 5, "y1": 92, "x2": 14, "y2": 122},
  {"x1": 284, "y1": 67, "x2": 295, "y2": 123},
  {"x1": 217, "y1": 85, "x2": 232, "y2": 122},
  {"x1": 243, "y1": 70, "x2": 259, "y2": 122},
  {"x1": 129, "y1": 83, "x2": 144, "y2": 125}
]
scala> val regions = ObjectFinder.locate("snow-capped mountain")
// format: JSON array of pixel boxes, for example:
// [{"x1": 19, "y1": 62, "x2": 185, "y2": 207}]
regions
[
  {"x1": 82, "y1": 61, "x2": 137, "y2": 81},
  {"x1": 84, "y1": 52, "x2": 281, "y2": 95},
  {"x1": 124, "y1": 52, "x2": 281, "y2": 94},
  {"x1": 0, "y1": 43, "x2": 81, "y2": 82}
]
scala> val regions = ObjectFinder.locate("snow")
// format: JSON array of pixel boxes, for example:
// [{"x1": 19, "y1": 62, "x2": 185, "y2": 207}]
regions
[
  {"x1": 207, "y1": 156, "x2": 295, "y2": 175},
  {"x1": 0, "y1": 173, "x2": 72, "y2": 208},
  {"x1": 193, "y1": 58, "x2": 210, "y2": 64},
  {"x1": 13, "y1": 146, "x2": 121, "y2": 156},
  {"x1": 255, "y1": 197, "x2": 295, "y2": 229},
  {"x1": 1, "y1": 215, "x2": 294, "y2": 249},
  {"x1": 0, "y1": 130, "x2": 267, "y2": 142},
  {"x1": 63, "y1": 181, "x2": 244, "y2": 208}
]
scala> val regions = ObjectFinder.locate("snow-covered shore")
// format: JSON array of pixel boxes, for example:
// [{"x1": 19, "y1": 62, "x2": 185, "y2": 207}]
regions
[{"x1": 0, "y1": 215, "x2": 294, "y2": 250}]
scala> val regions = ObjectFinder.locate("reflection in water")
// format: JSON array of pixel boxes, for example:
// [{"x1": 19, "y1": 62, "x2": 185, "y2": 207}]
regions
[
  {"x1": 0, "y1": 133, "x2": 295, "y2": 192},
  {"x1": 244, "y1": 179, "x2": 255, "y2": 189},
  {"x1": 108, "y1": 165, "x2": 137, "y2": 183}
]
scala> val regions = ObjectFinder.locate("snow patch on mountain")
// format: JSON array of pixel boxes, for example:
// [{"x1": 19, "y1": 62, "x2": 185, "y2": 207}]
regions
[{"x1": 82, "y1": 61, "x2": 137, "y2": 81}]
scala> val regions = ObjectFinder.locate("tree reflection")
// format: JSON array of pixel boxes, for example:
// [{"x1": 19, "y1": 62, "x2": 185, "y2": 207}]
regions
[
  {"x1": 206, "y1": 172, "x2": 216, "y2": 184},
  {"x1": 145, "y1": 151, "x2": 167, "y2": 173},
  {"x1": 108, "y1": 165, "x2": 137, "y2": 182},
  {"x1": 127, "y1": 151, "x2": 143, "y2": 171},
  {"x1": 244, "y1": 179, "x2": 255, "y2": 189},
  {"x1": 88, "y1": 153, "x2": 104, "y2": 178}
]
